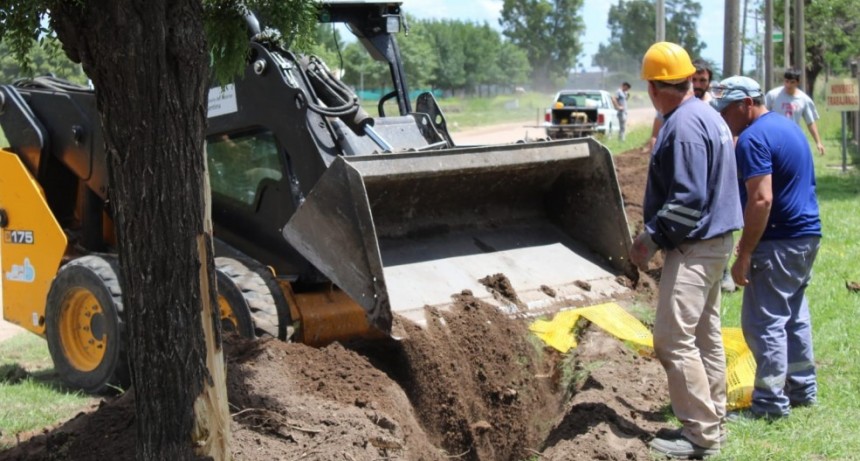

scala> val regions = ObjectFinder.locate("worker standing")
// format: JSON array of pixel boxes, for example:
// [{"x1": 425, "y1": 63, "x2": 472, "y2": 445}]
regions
[
  {"x1": 630, "y1": 42, "x2": 744, "y2": 459},
  {"x1": 648, "y1": 59, "x2": 715, "y2": 150},
  {"x1": 613, "y1": 82, "x2": 631, "y2": 141},
  {"x1": 765, "y1": 68, "x2": 826, "y2": 156},
  {"x1": 712, "y1": 75, "x2": 822, "y2": 419}
]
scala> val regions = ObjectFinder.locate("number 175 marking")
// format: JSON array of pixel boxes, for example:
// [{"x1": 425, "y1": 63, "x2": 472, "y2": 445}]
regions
[{"x1": 4, "y1": 230, "x2": 35, "y2": 244}]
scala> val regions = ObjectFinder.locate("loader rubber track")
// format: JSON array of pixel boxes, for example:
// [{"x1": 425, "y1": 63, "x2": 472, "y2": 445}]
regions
[{"x1": 215, "y1": 257, "x2": 288, "y2": 340}]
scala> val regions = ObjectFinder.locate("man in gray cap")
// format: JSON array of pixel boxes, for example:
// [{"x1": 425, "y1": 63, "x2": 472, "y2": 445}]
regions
[{"x1": 712, "y1": 76, "x2": 823, "y2": 420}]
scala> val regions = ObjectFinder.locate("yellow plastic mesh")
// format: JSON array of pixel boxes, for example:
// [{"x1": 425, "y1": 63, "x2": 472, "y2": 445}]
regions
[
  {"x1": 529, "y1": 303, "x2": 755, "y2": 410},
  {"x1": 722, "y1": 327, "x2": 756, "y2": 410}
]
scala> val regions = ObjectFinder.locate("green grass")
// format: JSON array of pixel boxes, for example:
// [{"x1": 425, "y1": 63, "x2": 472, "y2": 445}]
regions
[
  {"x1": 712, "y1": 104, "x2": 860, "y2": 460},
  {"x1": 435, "y1": 91, "x2": 554, "y2": 131},
  {"x1": 434, "y1": 89, "x2": 653, "y2": 134},
  {"x1": 0, "y1": 334, "x2": 96, "y2": 449},
  {"x1": 600, "y1": 123, "x2": 652, "y2": 154}
]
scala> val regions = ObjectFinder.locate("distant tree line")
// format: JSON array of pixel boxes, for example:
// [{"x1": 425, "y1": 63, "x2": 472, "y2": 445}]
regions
[{"x1": 307, "y1": 17, "x2": 532, "y2": 96}]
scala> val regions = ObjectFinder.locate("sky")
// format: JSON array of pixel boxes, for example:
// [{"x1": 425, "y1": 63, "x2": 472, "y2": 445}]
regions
[{"x1": 401, "y1": 0, "x2": 729, "y2": 72}]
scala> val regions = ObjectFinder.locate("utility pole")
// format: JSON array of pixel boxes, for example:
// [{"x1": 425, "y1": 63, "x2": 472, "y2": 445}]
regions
[
  {"x1": 724, "y1": 0, "x2": 741, "y2": 76},
  {"x1": 794, "y1": 0, "x2": 806, "y2": 92},
  {"x1": 740, "y1": 0, "x2": 749, "y2": 73},
  {"x1": 784, "y1": 0, "x2": 790, "y2": 69},
  {"x1": 764, "y1": 0, "x2": 774, "y2": 91},
  {"x1": 656, "y1": 0, "x2": 665, "y2": 42},
  {"x1": 852, "y1": 60, "x2": 859, "y2": 142}
]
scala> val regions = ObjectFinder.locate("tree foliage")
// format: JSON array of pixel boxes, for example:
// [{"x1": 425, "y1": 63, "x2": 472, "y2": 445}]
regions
[
  {"x1": 204, "y1": 0, "x2": 318, "y2": 84},
  {"x1": 0, "y1": 37, "x2": 87, "y2": 83},
  {"x1": 593, "y1": 0, "x2": 706, "y2": 74},
  {"x1": 499, "y1": 0, "x2": 585, "y2": 90},
  {"x1": 336, "y1": 17, "x2": 531, "y2": 95},
  {"x1": 774, "y1": 0, "x2": 860, "y2": 95}
]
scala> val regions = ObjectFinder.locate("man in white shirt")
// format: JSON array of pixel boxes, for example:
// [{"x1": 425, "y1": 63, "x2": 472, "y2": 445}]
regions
[
  {"x1": 765, "y1": 68, "x2": 825, "y2": 156},
  {"x1": 613, "y1": 82, "x2": 631, "y2": 141}
]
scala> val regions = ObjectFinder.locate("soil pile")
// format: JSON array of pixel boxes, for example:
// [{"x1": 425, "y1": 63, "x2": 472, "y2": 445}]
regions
[{"x1": 0, "y1": 148, "x2": 673, "y2": 461}]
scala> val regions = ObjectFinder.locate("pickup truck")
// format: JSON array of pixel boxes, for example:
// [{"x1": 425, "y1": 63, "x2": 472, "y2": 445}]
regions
[{"x1": 544, "y1": 90, "x2": 616, "y2": 139}]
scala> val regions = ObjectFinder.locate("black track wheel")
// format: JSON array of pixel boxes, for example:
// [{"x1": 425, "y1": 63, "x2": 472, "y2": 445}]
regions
[
  {"x1": 215, "y1": 269, "x2": 255, "y2": 338},
  {"x1": 45, "y1": 255, "x2": 129, "y2": 394},
  {"x1": 214, "y1": 257, "x2": 291, "y2": 340}
]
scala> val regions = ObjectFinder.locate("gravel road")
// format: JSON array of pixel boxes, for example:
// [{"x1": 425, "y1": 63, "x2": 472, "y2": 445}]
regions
[{"x1": 452, "y1": 106, "x2": 655, "y2": 145}]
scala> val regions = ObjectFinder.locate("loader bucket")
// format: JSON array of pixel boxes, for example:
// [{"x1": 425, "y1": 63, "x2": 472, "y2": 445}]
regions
[{"x1": 283, "y1": 137, "x2": 635, "y2": 333}]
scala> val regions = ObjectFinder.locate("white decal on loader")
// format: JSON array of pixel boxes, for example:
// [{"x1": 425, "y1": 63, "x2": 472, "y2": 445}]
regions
[
  {"x1": 4, "y1": 229, "x2": 35, "y2": 244},
  {"x1": 207, "y1": 84, "x2": 238, "y2": 118},
  {"x1": 5, "y1": 257, "x2": 36, "y2": 283}
]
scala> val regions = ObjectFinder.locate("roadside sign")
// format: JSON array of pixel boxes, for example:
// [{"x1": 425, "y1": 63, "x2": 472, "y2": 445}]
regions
[
  {"x1": 826, "y1": 79, "x2": 859, "y2": 111},
  {"x1": 772, "y1": 31, "x2": 783, "y2": 42}
]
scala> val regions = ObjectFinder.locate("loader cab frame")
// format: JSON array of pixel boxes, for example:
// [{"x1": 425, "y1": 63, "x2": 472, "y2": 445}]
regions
[{"x1": 317, "y1": 1, "x2": 411, "y2": 116}]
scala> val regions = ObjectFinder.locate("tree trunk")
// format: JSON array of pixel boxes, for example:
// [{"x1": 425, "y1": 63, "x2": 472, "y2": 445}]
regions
[
  {"x1": 532, "y1": 60, "x2": 554, "y2": 92},
  {"x1": 806, "y1": 44, "x2": 826, "y2": 98},
  {"x1": 52, "y1": 1, "x2": 230, "y2": 459}
]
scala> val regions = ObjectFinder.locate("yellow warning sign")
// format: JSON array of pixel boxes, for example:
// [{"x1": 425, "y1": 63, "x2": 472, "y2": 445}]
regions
[{"x1": 529, "y1": 303, "x2": 755, "y2": 410}]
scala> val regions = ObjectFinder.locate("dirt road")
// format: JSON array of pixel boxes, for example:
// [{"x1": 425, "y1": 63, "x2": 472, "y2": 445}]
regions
[
  {"x1": 452, "y1": 106, "x2": 655, "y2": 145},
  {"x1": 0, "y1": 313, "x2": 25, "y2": 342}
]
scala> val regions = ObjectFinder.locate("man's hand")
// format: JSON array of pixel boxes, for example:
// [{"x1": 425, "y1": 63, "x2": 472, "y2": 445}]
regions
[
  {"x1": 816, "y1": 142, "x2": 825, "y2": 156},
  {"x1": 630, "y1": 232, "x2": 658, "y2": 270},
  {"x1": 731, "y1": 253, "x2": 751, "y2": 287}
]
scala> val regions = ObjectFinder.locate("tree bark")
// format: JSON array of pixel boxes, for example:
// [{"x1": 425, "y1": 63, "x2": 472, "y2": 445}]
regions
[{"x1": 51, "y1": 1, "x2": 230, "y2": 459}]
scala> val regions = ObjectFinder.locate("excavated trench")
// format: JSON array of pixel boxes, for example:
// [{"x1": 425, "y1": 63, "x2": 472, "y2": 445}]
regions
[{"x1": 0, "y1": 148, "x2": 671, "y2": 461}]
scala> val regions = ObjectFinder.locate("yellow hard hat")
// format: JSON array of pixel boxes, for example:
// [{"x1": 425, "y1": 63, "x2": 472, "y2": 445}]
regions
[{"x1": 641, "y1": 42, "x2": 696, "y2": 82}]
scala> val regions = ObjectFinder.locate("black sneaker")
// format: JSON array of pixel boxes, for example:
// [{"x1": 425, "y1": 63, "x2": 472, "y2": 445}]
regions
[
  {"x1": 790, "y1": 399, "x2": 817, "y2": 408},
  {"x1": 649, "y1": 435, "x2": 719, "y2": 459},
  {"x1": 656, "y1": 427, "x2": 727, "y2": 445},
  {"x1": 726, "y1": 409, "x2": 786, "y2": 422}
]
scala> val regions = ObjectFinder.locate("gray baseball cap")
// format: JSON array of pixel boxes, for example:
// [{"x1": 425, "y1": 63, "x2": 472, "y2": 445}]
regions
[{"x1": 710, "y1": 76, "x2": 763, "y2": 112}]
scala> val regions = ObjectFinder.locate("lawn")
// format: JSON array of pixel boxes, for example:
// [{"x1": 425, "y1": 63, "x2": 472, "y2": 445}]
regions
[{"x1": 0, "y1": 335, "x2": 96, "y2": 448}]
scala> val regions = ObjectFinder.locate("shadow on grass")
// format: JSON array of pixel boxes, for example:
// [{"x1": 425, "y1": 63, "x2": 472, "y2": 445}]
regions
[
  {"x1": 0, "y1": 363, "x2": 74, "y2": 393},
  {"x1": 815, "y1": 167, "x2": 860, "y2": 203}
]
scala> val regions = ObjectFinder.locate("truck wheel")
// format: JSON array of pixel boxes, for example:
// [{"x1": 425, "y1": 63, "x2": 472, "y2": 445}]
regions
[
  {"x1": 215, "y1": 257, "x2": 291, "y2": 340},
  {"x1": 45, "y1": 255, "x2": 129, "y2": 394}
]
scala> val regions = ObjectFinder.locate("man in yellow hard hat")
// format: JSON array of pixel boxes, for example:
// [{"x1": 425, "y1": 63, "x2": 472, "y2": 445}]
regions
[{"x1": 630, "y1": 41, "x2": 744, "y2": 459}]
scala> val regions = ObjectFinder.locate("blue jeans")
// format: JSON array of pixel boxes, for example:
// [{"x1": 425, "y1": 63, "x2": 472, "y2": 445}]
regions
[{"x1": 742, "y1": 236, "x2": 820, "y2": 416}]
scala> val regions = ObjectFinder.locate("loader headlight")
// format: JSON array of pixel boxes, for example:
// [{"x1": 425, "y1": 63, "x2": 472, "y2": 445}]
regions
[{"x1": 384, "y1": 15, "x2": 401, "y2": 34}]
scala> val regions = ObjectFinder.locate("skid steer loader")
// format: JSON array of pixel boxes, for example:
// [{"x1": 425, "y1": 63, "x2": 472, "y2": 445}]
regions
[{"x1": 0, "y1": 1, "x2": 635, "y2": 393}]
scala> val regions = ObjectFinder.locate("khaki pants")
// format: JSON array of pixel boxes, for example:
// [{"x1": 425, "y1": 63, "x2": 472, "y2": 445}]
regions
[{"x1": 654, "y1": 233, "x2": 733, "y2": 448}]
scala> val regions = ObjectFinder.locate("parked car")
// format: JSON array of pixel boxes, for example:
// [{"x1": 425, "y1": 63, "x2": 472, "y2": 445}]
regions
[{"x1": 544, "y1": 89, "x2": 616, "y2": 139}]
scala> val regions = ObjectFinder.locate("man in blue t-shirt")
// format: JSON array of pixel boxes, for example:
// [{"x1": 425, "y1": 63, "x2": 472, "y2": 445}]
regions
[{"x1": 712, "y1": 76, "x2": 823, "y2": 420}]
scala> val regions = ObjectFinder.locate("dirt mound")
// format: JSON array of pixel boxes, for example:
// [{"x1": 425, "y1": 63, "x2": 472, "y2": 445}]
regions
[
  {"x1": 614, "y1": 146, "x2": 650, "y2": 236},
  {"x1": 0, "y1": 148, "x2": 672, "y2": 460}
]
